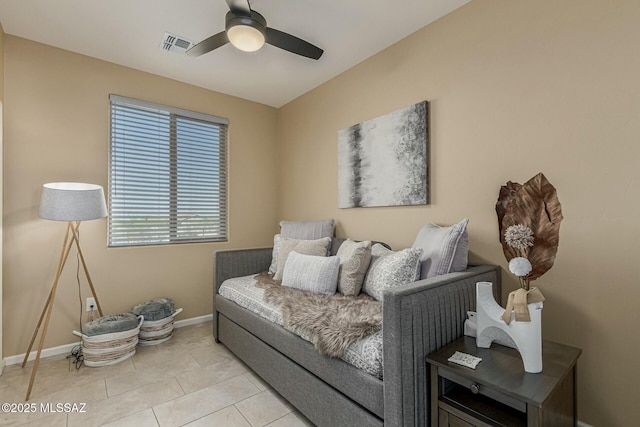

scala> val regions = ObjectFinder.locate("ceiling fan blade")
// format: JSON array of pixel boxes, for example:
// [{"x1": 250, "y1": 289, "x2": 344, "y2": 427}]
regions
[
  {"x1": 225, "y1": 0, "x2": 251, "y2": 17},
  {"x1": 265, "y1": 28, "x2": 323, "y2": 60},
  {"x1": 186, "y1": 31, "x2": 229, "y2": 57}
]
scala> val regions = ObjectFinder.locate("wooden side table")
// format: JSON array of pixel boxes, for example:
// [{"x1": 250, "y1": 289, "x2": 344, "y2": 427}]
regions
[{"x1": 426, "y1": 336, "x2": 581, "y2": 426}]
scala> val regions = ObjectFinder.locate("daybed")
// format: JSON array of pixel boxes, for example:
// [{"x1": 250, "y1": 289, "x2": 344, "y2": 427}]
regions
[{"x1": 214, "y1": 242, "x2": 501, "y2": 426}]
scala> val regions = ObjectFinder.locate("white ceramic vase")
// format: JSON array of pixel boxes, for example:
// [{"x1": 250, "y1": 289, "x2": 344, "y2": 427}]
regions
[{"x1": 475, "y1": 281, "x2": 543, "y2": 373}]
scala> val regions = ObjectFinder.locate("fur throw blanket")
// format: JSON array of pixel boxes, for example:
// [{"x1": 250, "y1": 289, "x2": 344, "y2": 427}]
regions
[{"x1": 255, "y1": 272, "x2": 382, "y2": 358}]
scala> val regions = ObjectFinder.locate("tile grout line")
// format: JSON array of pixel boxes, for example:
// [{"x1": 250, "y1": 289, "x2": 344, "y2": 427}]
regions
[
  {"x1": 2, "y1": 323, "x2": 306, "y2": 427},
  {"x1": 151, "y1": 407, "x2": 161, "y2": 427},
  {"x1": 233, "y1": 387, "x2": 291, "y2": 427},
  {"x1": 173, "y1": 374, "x2": 189, "y2": 397},
  {"x1": 233, "y1": 402, "x2": 254, "y2": 427},
  {"x1": 268, "y1": 411, "x2": 297, "y2": 427}
]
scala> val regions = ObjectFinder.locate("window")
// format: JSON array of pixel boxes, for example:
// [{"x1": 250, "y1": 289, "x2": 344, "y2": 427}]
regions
[{"x1": 109, "y1": 95, "x2": 228, "y2": 247}]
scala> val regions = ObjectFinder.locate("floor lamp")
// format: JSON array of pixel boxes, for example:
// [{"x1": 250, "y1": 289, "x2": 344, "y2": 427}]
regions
[{"x1": 22, "y1": 182, "x2": 108, "y2": 401}]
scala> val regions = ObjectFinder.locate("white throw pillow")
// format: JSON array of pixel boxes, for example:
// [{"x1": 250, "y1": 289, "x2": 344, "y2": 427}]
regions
[
  {"x1": 412, "y1": 218, "x2": 469, "y2": 279},
  {"x1": 274, "y1": 236, "x2": 332, "y2": 281},
  {"x1": 336, "y1": 239, "x2": 372, "y2": 296},
  {"x1": 282, "y1": 251, "x2": 340, "y2": 295},
  {"x1": 362, "y1": 244, "x2": 423, "y2": 301}
]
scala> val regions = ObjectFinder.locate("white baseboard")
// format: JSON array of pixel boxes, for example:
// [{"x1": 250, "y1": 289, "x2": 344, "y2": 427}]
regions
[
  {"x1": 577, "y1": 421, "x2": 593, "y2": 427},
  {"x1": 2, "y1": 314, "x2": 213, "y2": 367},
  {"x1": 3, "y1": 341, "x2": 81, "y2": 367},
  {"x1": 174, "y1": 313, "x2": 213, "y2": 328}
]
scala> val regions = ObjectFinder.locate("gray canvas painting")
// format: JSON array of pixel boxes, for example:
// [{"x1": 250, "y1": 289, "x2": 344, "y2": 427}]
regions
[{"x1": 338, "y1": 101, "x2": 429, "y2": 208}]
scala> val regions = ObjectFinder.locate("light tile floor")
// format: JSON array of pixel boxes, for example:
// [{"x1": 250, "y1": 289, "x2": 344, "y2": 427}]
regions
[{"x1": 0, "y1": 322, "x2": 314, "y2": 427}]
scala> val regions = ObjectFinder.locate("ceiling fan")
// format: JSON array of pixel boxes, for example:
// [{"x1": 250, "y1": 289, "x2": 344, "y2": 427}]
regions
[{"x1": 187, "y1": 0, "x2": 323, "y2": 60}]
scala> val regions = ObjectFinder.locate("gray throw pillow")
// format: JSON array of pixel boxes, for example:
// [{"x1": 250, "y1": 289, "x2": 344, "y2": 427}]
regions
[
  {"x1": 279, "y1": 219, "x2": 335, "y2": 240},
  {"x1": 412, "y1": 218, "x2": 469, "y2": 279},
  {"x1": 362, "y1": 244, "x2": 423, "y2": 301},
  {"x1": 336, "y1": 239, "x2": 372, "y2": 296},
  {"x1": 274, "y1": 236, "x2": 332, "y2": 281},
  {"x1": 282, "y1": 251, "x2": 340, "y2": 295}
]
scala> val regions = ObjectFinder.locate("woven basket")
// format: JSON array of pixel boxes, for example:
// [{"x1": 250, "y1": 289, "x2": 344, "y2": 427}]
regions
[
  {"x1": 138, "y1": 308, "x2": 182, "y2": 346},
  {"x1": 73, "y1": 316, "x2": 143, "y2": 367}
]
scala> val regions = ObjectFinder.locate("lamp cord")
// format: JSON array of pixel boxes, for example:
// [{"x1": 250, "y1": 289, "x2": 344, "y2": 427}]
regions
[
  {"x1": 69, "y1": 225, "x2": 84, "y2": 370},
  {"x1": 77, "y1": 227, "x2": 82, "y2": 329}
]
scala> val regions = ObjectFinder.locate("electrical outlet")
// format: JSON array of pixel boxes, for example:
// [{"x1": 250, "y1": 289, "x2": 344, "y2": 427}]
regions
[{"x1": 86, "y1": 297, "x2": 97, "y2": 312}]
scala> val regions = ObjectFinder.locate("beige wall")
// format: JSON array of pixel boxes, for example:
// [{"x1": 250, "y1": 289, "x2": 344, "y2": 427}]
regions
[
  {"x1": 277, "y1": 0, "x2": 640, "y2": 425},
  {"x1": 0, "y1": 21, "x2": 4, "y2": 101},
  {"x1": 0, "y1": 22, "x2": 5, "y2": 372},
  {"x1": 3, "y1": 36, "x2": 278, "y2": 357},
  {"x1": 0, "y1": 23, "x2": 4, "y2": 102}
]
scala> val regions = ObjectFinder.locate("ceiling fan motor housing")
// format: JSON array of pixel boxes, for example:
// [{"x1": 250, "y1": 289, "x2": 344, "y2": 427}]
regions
[{"x1": 226, "y1": 10, "x2": 267, "y2": 31}]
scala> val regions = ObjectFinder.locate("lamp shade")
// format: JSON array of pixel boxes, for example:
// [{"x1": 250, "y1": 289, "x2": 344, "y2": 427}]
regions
[{"x1": 39, "y1": 182, "x2": 108, "y2": 221}]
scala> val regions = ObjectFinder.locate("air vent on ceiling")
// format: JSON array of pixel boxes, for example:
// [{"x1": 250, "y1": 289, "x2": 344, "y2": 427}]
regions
[{"x1": 160, "y1": 32, "x2": 194, "y2": 54}]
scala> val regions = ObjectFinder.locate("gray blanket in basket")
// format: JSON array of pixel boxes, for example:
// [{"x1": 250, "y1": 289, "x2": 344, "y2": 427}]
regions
[{"x1": 83, "y1": 313, "x2": 139, "y2": 336}]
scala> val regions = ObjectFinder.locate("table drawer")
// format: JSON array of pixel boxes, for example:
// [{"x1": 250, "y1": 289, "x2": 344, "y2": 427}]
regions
[{"x1": 439, "y1": 367, "x2": 527, "y2": 413}]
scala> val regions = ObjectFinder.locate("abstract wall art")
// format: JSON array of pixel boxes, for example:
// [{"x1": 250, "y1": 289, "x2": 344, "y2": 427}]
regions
[{"x1": 338, "y1": 101, "x2": 429, "y2": 208}]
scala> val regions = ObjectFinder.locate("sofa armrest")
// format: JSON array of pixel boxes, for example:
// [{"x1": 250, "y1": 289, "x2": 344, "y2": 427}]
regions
[
  {"x1": 214, "y1": 247, "x2": 273, "y2": 294},
  {"x1": 213, "y1": 247, "x2": 273, "y2": 341},
  {"x1": 382, "y1": 265, "x2": 501, "y2": 427}
]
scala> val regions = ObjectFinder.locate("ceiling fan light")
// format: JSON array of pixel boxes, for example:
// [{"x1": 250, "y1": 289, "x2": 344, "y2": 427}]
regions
[{"x1": 228, "y1": 24, "x2": 265, "y2": 52}]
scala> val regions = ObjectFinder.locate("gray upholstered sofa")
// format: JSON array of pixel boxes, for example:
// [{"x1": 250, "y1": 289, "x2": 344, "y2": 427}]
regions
[{"x1": 214, "y1": 247, "x2": 500, "y2": 427}]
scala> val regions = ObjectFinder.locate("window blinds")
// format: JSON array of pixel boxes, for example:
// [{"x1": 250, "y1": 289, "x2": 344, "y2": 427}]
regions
[{"x1": 109, "y1": 95, "x2": 228, "y2": 246}]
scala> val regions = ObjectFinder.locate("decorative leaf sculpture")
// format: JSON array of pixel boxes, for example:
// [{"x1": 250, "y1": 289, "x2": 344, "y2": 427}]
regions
[
  {"x1": 496, "y1": 180, "x2": 522, "y2": 240},
  {"x1": 496, "y1": 173, "x2": 563, "y2": 281}
]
